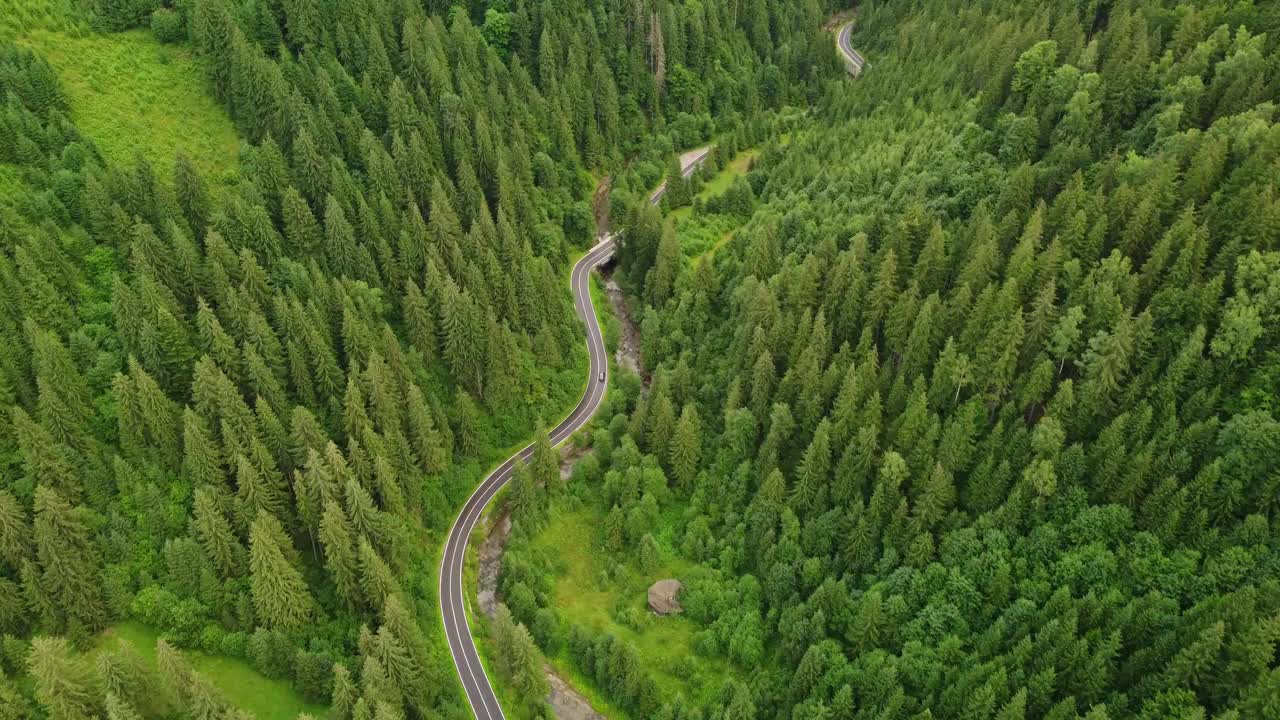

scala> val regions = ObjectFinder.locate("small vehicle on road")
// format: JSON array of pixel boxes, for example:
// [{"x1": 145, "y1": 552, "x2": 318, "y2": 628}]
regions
[{"x1": 598, "y1": 371, "x2": 606, "y2": 383}]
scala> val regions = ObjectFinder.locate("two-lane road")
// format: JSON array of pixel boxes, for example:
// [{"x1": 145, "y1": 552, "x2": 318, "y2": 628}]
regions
[
  {"x1": 440, "y1": 148, "x2": 709, "y2": 720},
  {"x1": 837, "y1": 20, "x2": 867, "y2": 76}
]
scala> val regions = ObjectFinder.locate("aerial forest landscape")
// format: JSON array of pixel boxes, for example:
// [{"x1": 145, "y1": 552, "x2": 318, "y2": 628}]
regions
[{"x1": 1, "y1": 0, "x2": 1280, "y2": 718}]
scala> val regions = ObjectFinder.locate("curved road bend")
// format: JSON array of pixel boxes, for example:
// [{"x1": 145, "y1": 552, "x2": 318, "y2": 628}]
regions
[
  {"x1": 440, "y1": 147, "x2": 710, "y2": 720},
  {"x1": 837, "y1": 20, "x2": 867, "y2": 76}
]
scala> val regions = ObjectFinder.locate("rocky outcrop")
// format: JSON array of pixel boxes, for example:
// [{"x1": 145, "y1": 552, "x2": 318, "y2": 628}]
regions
[
  {"x1": 547, "y1": 669, "x2": 606, "y2": 720},
  {"x1": 603, "y1": 275, "x2": 646, "y2": 383},
  {"x1": 477, "y1": 511, "x2": 512, "y2": 619},
  {"x1": 647, "y1": 579, "x2": 683, "y2": 615}
]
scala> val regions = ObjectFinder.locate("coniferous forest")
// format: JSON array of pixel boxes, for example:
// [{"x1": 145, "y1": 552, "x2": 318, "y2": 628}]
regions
[{"x1": 2, "y1": 0, "x2": 1280, "y2": 718}]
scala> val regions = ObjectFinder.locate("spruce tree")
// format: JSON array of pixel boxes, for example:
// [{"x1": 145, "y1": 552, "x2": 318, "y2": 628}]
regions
[
  {"x1": 249, "y1": 513, "x2": 313, "y2": 627},
  {"x1": 32, "y1": 485, "x2": 104, "y2": 632},
  {"x1": 28, "y1": 637, "x2": 100, "y2": 720}
]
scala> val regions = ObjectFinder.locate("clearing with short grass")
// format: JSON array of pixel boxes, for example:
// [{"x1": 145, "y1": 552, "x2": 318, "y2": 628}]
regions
[
  {"x1": 16, "y1": 26, "x2": 240, "y2": 184},
  {"x1": 528, "y1": 508, "x2": 735, "y2": 714},
  {"x1": 96, "y1": 622, "x2": 328, "y2": 720},
  {"x1": 670, "y1": 147, "x2": 759, "y2": 223}
]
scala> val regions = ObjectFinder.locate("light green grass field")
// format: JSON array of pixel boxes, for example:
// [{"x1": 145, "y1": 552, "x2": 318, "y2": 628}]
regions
[
  {"x1": 529, "y1": 509, "x2": 735, "y2": 714},
  {"x1": 18, "y1": 28, "x2": 241, "y2": 184},
  {"x1": 670, "y1": 148, "x2": 759, "y2": 223},
  {"x1": 96, "y1": 622, "x2": 328, "y2": 720},
  {"x1": 0, "y1": 0, "x2": 88, "y2": 40}
]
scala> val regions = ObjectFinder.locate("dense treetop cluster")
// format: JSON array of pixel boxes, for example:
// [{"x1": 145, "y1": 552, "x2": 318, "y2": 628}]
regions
[
  {"x1": 498, "y1": 1, "x2": 1280, "y2": 718},
  {"x1": 0, "y1": 0, "x2": 835, "y2": 717}
]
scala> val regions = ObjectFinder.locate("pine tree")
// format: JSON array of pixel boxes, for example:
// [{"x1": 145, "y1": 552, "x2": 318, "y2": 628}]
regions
[
  {"x1": 492, "y1": 604, "x2": 549, "y2": 701},
  {"x1": 12, "y1": 407, "x2": 81, "y2": 502},
  {"x1": 0, "y1": 489, "x2": 31, "y2": 568},
  {"x1": 648, "y1": 222, "x2": 680, "y2": 307},
  {"x1": 320, "y1": 500, "x2": 360, "y2": 606},
  {"x1": 331, "y1": 662, "x2": 358, "y2": 720},
  {"x1": 104, "y1": 693, "x2": 145, "y2": 720},
  {"x1": 669, "y1": 404, "x2": 701, "y2": 489},
  {"x1": 405, "y1": 385, "x2": 448, "y2": 473},
  {"x1": 32, "y1": 485, "x2": 104, "y2": 632},
  {"x1": 791, "y1": 419, "x2": 832, "y2": 515},
  {"x1": 192, "y1": 486, "x2": 243, "y2": 577},
  {"x1": 401, "y1": 280, "x2": 436, "y2": 364},
  {"x1": 97, "y1": 645, "x2": 155, "y2": 717},
  {"x1": 358, "y1": 537, "x2": 401, "y2": 611},
  {"x1": 27, "y1": 636, "x2": 101, "y2": 720},
  {"x1": 282, "y1": 0, "x2": 321, "y2": 48},
  {"x1": 506, "y1": 462, "x2": 539, "y2": 520},
  {"x1": 249, "y1": 513, "x2": 312, "y2": 627},
  {"x1": 236, "y1": 453, "x2": 288, "y2": 524}
]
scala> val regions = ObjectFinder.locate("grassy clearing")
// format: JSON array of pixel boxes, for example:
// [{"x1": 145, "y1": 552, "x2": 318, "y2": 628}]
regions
[
  {"x1": 0, "y1": 0, "x2": 88, "y2": 40},
  {"x1": 530, "y1": 508, "x2": 735, "y2": 713},
  {"x1": 670, "y1": 148, "x2": 759, "y2": 223},
  {"x1": 17, "y1": 28, "x2": 241, "y2": 185},
  {"x1": 701, "y1": 148, "x2": 759, "y2": 197},
  {"x1": 95, "y1": 622, "x2": 328, "y2": 720}
]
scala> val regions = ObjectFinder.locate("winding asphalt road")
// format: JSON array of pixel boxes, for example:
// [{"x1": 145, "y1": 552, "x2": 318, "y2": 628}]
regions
[
  {"x1": 837, "y1": 20, "x2": 867, "y2": 76},
  {"x1": 439, "y1": 147, "x2": 710, "y2": 720}
]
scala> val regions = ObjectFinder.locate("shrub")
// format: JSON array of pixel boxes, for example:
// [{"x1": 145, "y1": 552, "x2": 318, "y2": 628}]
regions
[
  {"x1": 150, "y1": 8, "x2": 184, "y2": 44},
  {"x1": 611, "y1": 603, "x2": 648, "y2": 632},
  {"x1": 691, "y1": 629, "x2": 719, "y2": 657},
  {"x1": 530, "y1": 608, "x2": 564, "y2": 654},
  {"x1": 130, "y1": 585, "x2": 208, "y2": 646},
  {"x1": 293, "y1": 650, "x2": 334, "y2": 702}
]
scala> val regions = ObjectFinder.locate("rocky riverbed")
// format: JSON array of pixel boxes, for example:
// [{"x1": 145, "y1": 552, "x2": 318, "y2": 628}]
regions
[{"x1": 475, "y1": 443, "x2": 605, "y2": 719}]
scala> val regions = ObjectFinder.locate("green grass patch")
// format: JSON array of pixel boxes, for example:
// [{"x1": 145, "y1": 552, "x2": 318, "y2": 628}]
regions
[
  {"x1": 670, "y1": 148, "x2": 758, "y2": 223},
  {"x1": 18, "y1": 28, "x2": 241, "y2": 184},
  {"x1": 95, "y1": 622, "x2": 328, "y2": 720},
  {"x1": 673, "y1": 213, "x2": 742, "y2": 260},
  {"x1": 0, "y1": 0, "x2": 87, "y2": 40},
  {"x1": 529, "y1": 509, "x2": 735, "y2": 713},
  {"x1": 701, "y1": 149, "x2": 759, "y2": 197}
]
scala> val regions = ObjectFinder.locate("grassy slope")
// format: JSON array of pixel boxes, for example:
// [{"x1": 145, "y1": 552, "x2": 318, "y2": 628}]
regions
[
  {"x1": 528, "y1": 508, "x2": 735, "y2": 716},
  {"x1": 669, "y1": 148, "x2": 759, "y2": 224},
  {"x1": 5, "y1": 0, "x2": 240, "y2": 185},
  {"x1": 96, "y1": 622, "x2": 328, "y2": 720},
  {"x1": 18, "y1": 28, "x2": 241, "y2": 184}
]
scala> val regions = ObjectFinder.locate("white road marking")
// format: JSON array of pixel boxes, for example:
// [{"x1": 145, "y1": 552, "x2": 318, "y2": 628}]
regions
[{"x1": 441, "y1": 153, "x2": 707, "y2": 719}]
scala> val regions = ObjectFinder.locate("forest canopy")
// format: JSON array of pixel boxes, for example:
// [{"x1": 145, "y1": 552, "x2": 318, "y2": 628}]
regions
[
  {"x1": 494, "y1": 0, "x2": 1280, "y2": 718},
  {"x1": 4, "y1": 0, "x2": 1280, "y2": 718},
  {"x1": 0, "y1": 0, "x2": 833, "y2": 717}
]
